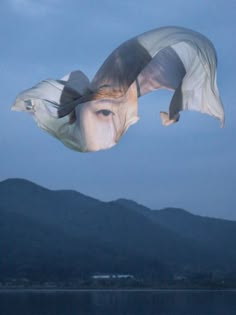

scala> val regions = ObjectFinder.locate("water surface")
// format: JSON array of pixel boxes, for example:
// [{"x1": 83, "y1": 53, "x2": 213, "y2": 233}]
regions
[{"x1": 0, "y1": 289, "x2": 236, "y2": 315}]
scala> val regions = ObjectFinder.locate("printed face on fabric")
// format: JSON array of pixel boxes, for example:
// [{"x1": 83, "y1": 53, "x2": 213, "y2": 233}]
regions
[{"x1": 12, "y1": 26, "x2": 224, "y2": 152}]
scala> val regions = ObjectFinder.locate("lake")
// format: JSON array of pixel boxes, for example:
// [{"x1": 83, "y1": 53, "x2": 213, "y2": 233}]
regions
[{"x1": 0, "y1": 289, "x2": 236, "y2": 315}]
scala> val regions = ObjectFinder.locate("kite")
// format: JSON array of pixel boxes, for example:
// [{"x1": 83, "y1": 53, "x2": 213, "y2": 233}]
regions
[{"x1": 12, "y1": 26, "x2": 224, "y2": 152}]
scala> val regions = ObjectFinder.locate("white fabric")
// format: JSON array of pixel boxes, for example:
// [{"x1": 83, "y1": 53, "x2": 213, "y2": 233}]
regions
[
  {"x1": 137, "y1": 27, "x2": 224, "y2": 126},
  {"x1": 12, "y1": 27, "x2": 224, "y2": 152}
]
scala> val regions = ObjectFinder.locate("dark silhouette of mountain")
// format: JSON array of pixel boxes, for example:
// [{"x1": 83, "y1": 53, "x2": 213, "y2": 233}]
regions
[
  {"x1": 116, "y1": 198, "x2": 151, "y2": 215},
  {"x1": 1, "y1": 178, "x2": 236, "y2": 284},
  {"x1": 115, "y1": 200, "x2": 236, "y2": 273},
  {"x1": 147, "y1": 207, "x2": 236, "y2": 268}
]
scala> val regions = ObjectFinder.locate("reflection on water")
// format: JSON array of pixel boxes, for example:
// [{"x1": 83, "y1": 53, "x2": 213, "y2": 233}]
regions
[{"x1": 0, "y1": 289, "x2": 236, "y2": 315}]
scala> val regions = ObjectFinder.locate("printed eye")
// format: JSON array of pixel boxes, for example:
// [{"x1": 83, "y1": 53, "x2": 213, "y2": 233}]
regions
[
  {"x1": 25, "y1": 100, "x2": 33, "y2": 111},
  {"x1": 96, "y1": 109, "x2": 114, "y2": 117}
]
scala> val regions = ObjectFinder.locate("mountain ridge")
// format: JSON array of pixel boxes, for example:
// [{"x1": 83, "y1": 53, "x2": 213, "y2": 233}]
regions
[{"x1": 1, "y1": 178, "x2": 236, "y2": 284}]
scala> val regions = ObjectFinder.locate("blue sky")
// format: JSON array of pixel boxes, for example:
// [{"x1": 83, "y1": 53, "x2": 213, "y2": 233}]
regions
[{"x1": 0, "y1": 0, "x2": 235, "y2": 219}]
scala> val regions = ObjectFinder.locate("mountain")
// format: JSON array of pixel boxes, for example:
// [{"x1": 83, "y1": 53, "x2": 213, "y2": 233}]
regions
[
  {"x1": 1, "y1": 178, "x2": 236, "y2": 284},
  {"x1": 115, "y1": 199, "x2": 236, "y2": 268},
  {"x1": 115, "y1": 198, "x2": 151, "y2": 215},
  {"x1": 147, "y1": 207, "x2": 236, "y2": 268}
]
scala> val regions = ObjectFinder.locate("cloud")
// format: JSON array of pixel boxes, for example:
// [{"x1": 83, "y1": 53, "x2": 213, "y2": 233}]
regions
[{"x1": 8, "y1": 0, "x2": 61, "y2": 17}]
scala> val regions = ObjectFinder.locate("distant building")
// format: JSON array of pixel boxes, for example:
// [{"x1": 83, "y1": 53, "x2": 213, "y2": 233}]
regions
[
  {"x1": 173, "y1": 274, "x2": 187, "y2": 281},
  {"x1": 92, "y1": 274, "x2": 134, "y2": 280}
]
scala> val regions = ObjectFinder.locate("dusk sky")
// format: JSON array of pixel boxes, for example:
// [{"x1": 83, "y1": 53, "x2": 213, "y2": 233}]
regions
[{"x1": 0, "y1": 0, "x2": 235, "y2": 219}]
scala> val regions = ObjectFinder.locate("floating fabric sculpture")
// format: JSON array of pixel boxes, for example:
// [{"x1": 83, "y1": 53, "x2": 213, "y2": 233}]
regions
[{"x1": 12, "y1": 26, "x2": 224, "y2": 152}]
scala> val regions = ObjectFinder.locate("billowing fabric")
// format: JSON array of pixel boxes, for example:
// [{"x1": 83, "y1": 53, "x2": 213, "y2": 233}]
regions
[{"x1": 12, "y1": 26, "x2": 224, "y2": 152}]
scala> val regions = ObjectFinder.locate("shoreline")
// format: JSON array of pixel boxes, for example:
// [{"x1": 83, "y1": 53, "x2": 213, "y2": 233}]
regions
[{"x1": 1, "y1": 287, "x2": 236, "y2": 292}]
